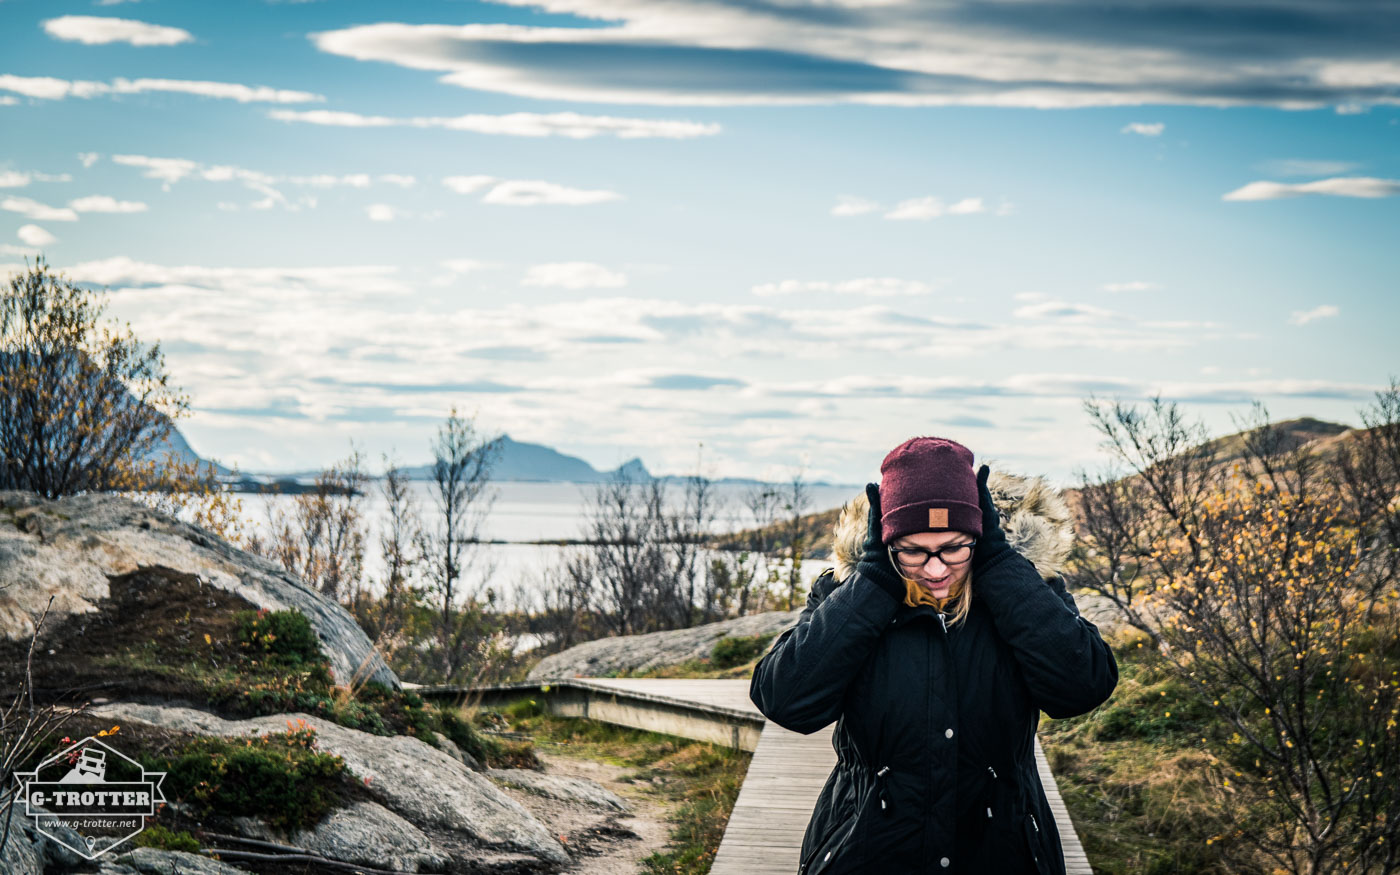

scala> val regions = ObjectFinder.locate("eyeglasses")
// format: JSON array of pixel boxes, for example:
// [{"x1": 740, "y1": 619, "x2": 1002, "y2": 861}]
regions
[{"x1": 888, "y1": 540, "x2": 977, "y2": 571}]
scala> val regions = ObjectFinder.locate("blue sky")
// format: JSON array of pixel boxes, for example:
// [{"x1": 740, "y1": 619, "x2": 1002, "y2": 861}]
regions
[{"x1": 2, "y1": 0, "x2": 1396, "y2": 487}]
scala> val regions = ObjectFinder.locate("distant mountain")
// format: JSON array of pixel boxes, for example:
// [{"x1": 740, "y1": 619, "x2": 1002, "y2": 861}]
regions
[
  {"x1": 1196, "y1": 416, "x2": 1352, "y2": 464},
  {"x1": 148, "y1": 420, "x2": 235, "y2": 477},
  {"x1": 392, "y1": 434, "x2": 653, "y2": 483}
]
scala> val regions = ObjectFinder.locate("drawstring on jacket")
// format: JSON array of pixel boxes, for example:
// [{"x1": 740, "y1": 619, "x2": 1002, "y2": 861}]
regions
[{"x1": 876, "y1": 765, "x2": 891, "y2": 813}]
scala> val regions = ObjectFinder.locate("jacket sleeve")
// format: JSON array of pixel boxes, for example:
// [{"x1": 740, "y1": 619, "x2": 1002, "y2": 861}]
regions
[
  {"x1": 975, "y1": 549, "x2": 1119, "y2": 719},
  {"x1": 749, "y1": 568, "x2": 901, "y2": 734}
]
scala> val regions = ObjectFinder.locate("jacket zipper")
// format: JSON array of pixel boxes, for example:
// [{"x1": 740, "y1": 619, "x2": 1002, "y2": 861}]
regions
[
  {"x1": 985, "y1": 766, "x2": 997, "y2": 819},
  {"x1": 1025, "y1": 811, "x2": 1044, "y2": 871},
  {"x1": 923, "y1": 610, "x2": 948, "y2": 866}
]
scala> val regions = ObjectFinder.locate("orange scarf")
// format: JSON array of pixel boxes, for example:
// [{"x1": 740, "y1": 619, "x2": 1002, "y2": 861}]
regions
[{"x1": 903, "y1": 575, "x2": 962, "y2": 611}]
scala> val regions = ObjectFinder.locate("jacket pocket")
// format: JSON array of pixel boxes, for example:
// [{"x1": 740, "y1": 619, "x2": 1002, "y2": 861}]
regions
[{"x1": 799, "y1": 770, "x2": 880, "y2": 875}]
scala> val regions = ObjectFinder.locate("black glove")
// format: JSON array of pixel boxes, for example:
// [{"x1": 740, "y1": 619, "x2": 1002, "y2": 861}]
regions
[
  {"x1": 855, "y1": 483, "x2": 906, "y2": 602},
  {"x1": 972, "y1": 464, "x2": 1011, "y2": 572}
]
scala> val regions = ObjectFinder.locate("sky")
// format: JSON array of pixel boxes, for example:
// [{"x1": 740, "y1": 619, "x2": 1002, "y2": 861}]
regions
[{"x1": 1, "y1": 0, "x2": 1396, "y2": 489}]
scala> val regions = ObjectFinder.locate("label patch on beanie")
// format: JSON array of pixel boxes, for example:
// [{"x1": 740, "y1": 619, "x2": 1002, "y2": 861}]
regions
[{"x1": 928, "y1": 508, "x2": 948, "y2": 528}]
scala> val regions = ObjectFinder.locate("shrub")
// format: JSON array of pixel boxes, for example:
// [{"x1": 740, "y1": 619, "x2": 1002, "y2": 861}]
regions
[
  {"x1": 132, "y1": 824, "x2": 199, "y2": 853},
  {"x1": 149, "y1": 720, "x2": 346, "y2": 831},
  {"x1": 711, "y1": 633, "x2": 774, "y2": 669},
  {"x1": 234, "y1": 608, "x2": 322, "y2": 666}
]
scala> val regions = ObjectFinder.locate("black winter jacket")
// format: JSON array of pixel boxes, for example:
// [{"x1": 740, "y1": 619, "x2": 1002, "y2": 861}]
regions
[{"x1": 749, "y1": 478, "x2": 1118, "y2": 875}]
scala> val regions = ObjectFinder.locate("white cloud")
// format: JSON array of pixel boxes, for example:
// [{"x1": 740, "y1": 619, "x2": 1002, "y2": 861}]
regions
[
  {"x1": 1012, "y1": 299, "x2": 1118, "y2": 322},
  {"x1": 70, "y1": 195, "x2": 148, "y2": 213},
  {"x1": 483, "y1": 180, "x2": 621, "y2": 206},
  {"x1": 112, "y1": 155, "x2": 198, "y2": 185},
  {"x1": 59, "y1": 256, "x2": 408, "y2": 296},
  {"x1": 1288, "y1": 304, "x2": 1339, "y2": 325},
  {"x1": 752, "y1": 277, "x2": 936, "y2": 297},
  {"x1": 774, "y1": 373, "x2": 1378, "y2": 406},
  {"x1": 77, "y1": 152, "x2": 101, "y2": 169},
  {"x1": 43, "y1": 15, "x2": 194, "y2": 46},
  {"x1": 17, "y1": 225, "x2": 56, "y2": 246},
  {"x1": 443, "y1": 176, "x2": 622, "y2": 206},
  {"x1": 0, "y1": 170, "x2": 73, "y2": 187},
  {"x1": 1120, "y1": 122, "x2": 1164, "y2": 136},
  {"x1": 884, "y1": 196, "x2": 985, "y2": 220},
  {"x1": 830, "y1": 195, "x2": 879, "y2": 217},
  {"x1": 111, "y1": 154, "x2": 410, "y2": 209},
  {"x1": 1, "y1": 196, "x2": 78, "y2": 221},
  {"x1": 0, "y1": 245, "x2": 41, "y2": 256},
  {"x1": 1261, "y1": 159, "x2": 1360, "y2": 177},
  {"x1": 522, "y1": 262, "x2": 628, "y2": 289},
  {"x1": 442, "y1": 175, "x2": 497, "y2": 195},
  {"x1": 0, "y1": 74, "x2": 322, "y2": 104},
  {"x1": 0, "y1": 252, "x2": 1290, "y2": 483},
  {"x1": 365, "y1": 204, "x2": 398, "y2": 222},
  {"x1": 1223, "y1": 176, "x2": 1400, "y2": 201},
  {"x1": 268, "y1": 108, "x2": 721, "y2": 139},
  {"x1": 1101, "y1": 281, "x2": 1160, "y2": 292},
  {"x1": 308, "y1": 14, "x2": 1400, "y2": 111},
  {"x1": 0, "y1": 96, "x2": 16, "y2": 106}
]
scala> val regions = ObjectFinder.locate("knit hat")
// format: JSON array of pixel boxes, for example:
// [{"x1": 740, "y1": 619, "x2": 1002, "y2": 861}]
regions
[{"x1": 878, "y1": 436, "x2": 982, "y2": 543}]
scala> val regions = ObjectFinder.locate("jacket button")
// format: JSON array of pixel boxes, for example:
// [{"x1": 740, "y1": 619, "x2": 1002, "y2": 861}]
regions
[
  {"x1": 940, "y1": 857, "x2": 950, "y2": 867},
  {"x1": 945, "y1": 728, "x2": 954, "y2": 738}
]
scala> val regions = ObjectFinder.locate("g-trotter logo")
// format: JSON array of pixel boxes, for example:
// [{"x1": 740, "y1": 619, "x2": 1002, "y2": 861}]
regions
[{"x1": 13, "y1": 732, "x2": 167, "y2": 859}]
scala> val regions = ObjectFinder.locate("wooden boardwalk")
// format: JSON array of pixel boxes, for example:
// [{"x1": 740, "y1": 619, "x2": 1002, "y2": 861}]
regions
[{"x1": 576, "y1": 678, "x2": 1091, "y2": 874}]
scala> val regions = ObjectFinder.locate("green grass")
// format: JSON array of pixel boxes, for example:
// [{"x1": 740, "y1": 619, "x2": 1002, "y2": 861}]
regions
[
  {"x1": 472, "y1": 697, "x2": 752, "y2": 874},
  {"x1": 1038, "y1": 634, "x2": 1246, "y2": 875}
]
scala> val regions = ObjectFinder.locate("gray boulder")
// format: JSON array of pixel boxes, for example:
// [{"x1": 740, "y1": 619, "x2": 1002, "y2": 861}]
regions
[
  {"x1": 17, "y1": 805, "x2": 86, "y2": 869},
  {"x1": 433, "y1": 730, "x2": 482, "y2": 770},
  {"x1": 109, "y1": 847, "x2": 248, "y2": 874},
  {"x1": 0, "y1": 805, "x2": 43, "y2": 875},
  {"x1": 92, "y1": 702, "x2": 569, "y2": 866},
  {"x1": 527, "y1": 609, "x2": 801, "y2": 679},
  {"x1": 487, "y1": 769, "x2": 630, "y2": 813},
  {"x1": 291, "y1": 800, "x2": 449, "y2": 872},
  {"x1": 0, "y1": 490, "x2": 396, "y2": 689}
]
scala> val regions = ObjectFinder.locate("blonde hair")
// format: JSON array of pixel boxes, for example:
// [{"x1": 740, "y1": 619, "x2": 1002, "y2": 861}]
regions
[{"x1": 897, "y1": 568, "x2": 974, "y2": 626}]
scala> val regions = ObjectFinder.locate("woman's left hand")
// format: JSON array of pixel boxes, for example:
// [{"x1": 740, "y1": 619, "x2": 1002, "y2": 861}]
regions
[{"x1": 972, "y1": 464, "x2": 1011, "y2": 571}]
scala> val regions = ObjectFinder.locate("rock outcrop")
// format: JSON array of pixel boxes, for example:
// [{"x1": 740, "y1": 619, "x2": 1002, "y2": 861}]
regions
[
  {"x1": 290, "y1": 801, "x2": 450, "y2": 872},
  {"x1": 0, "y1": 490, "x2": 396, "y2": 689},
  {"x1": 526, "y1": 609, "x2": 802, "y2": 680},
  {"x1": 104, "y1": 848, "x2": 247, "y2": 874},
  {"x1": 90, "y1": 701, "x2": 571, "y2": 868},
  {"x1": 487, "y1": 769, "x2": 630, "y2": 813}
]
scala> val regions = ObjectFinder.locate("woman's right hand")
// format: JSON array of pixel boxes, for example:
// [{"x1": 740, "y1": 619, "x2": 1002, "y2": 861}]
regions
[{"x1": 855, "y1": 482, "x2": 906, "y2": 602}]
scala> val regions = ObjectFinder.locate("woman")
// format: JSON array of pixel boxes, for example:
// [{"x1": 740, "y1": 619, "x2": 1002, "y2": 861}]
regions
[{"x1": 750, "y1": 436, "x2": 1118, "y2": 874}]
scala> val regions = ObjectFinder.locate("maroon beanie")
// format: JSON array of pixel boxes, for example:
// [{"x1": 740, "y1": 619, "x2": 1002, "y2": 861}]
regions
[{"x1": 879, "y1": 436, "x2": 982, "y2": 543}]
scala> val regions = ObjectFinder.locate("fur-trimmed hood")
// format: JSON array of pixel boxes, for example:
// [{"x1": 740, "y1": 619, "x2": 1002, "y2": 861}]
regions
[{"x1": 831, "y1": 468, "x2": 1075, "y2": 582}]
